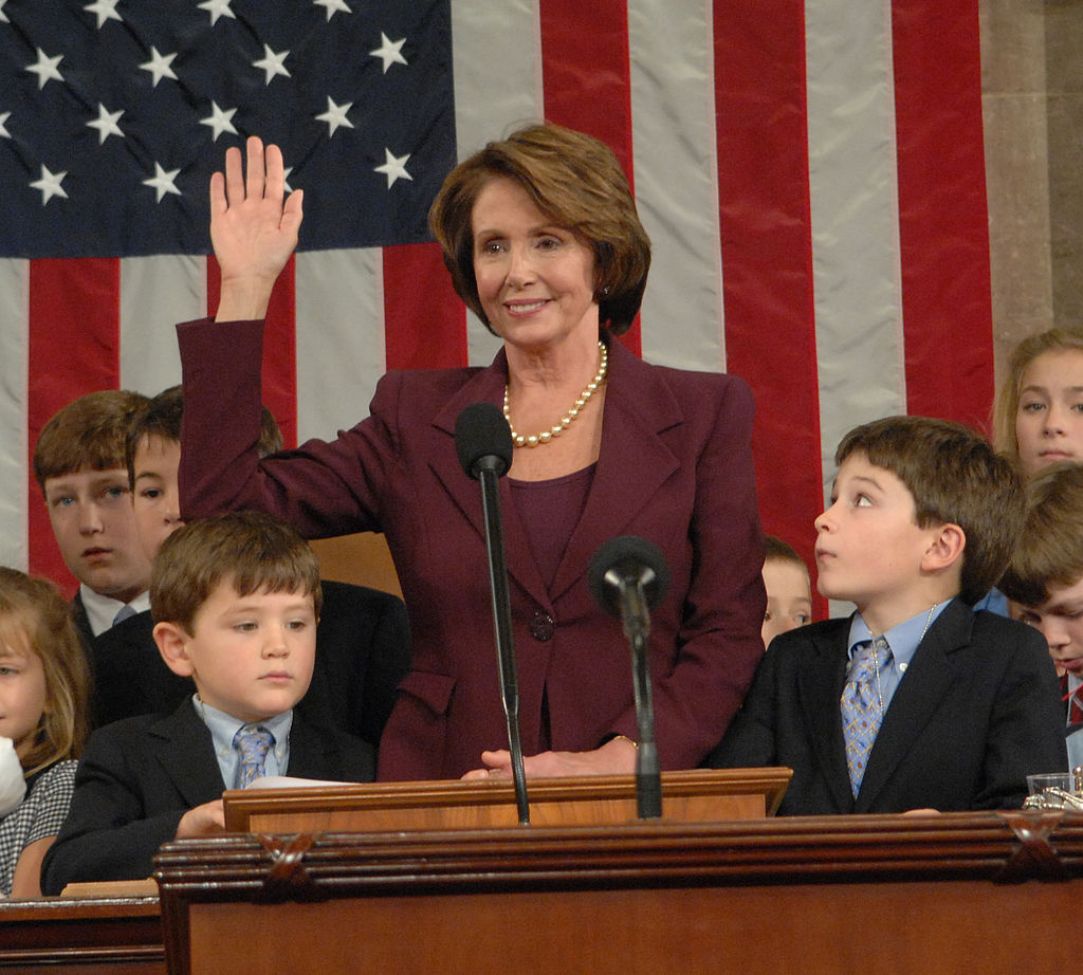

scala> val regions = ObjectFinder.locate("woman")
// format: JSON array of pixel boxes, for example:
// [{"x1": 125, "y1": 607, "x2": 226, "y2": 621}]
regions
[{"x1": 177, "y1": 124, "x2": 765, "y2": 781}]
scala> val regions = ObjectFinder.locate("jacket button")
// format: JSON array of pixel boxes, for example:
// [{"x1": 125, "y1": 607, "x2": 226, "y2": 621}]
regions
[{"x1": 529, "y1": 611, "x2": 554, "y2": 641}]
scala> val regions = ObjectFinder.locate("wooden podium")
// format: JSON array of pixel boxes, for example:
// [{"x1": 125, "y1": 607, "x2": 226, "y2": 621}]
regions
[
  {"x1": 155, "y1": 810, "x2": 1083, "y2": 975},
  {"x1": 221, "y1": 767, "x2": 792, "y2": 833}
]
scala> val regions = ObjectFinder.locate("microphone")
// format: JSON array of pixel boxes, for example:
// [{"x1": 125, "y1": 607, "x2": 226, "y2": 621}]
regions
[
  {"x1": 454, "y1": 403, "x2": 529, "y2": 825},
  {"x1": 588, "y1": 536, "x2": 670, "y2": 819}
]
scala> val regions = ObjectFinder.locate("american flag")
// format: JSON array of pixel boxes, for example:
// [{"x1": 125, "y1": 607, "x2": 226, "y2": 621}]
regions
[{"x1": 1, "y1": 0, "x2": 994, "y2": 616}]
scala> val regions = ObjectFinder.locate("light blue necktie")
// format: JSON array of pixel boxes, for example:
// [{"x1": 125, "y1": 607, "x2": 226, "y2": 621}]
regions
[
  {"x1": 112, "y1": 604, "x2": 137, "y2": 626},
  {"x1": 233, "y1": 726, "x2": 274, "y2": 789},
  {"x1": 840, "y1": 638, "x2": 889, "y2": 797}
]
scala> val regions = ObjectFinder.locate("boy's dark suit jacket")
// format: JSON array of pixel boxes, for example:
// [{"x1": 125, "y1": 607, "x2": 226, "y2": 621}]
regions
[
  {"x1": 75, "y1": 582, "x2": 411, "y2": 747},
  {"x1": 41, "y1": 700, "x2": 374, "y2": 894},
  {"x1": 710, "y1": 600, "x2": 1067, "y2": 814}
]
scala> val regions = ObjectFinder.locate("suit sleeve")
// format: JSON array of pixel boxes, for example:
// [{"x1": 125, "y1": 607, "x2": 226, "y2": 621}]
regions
[
  {"x1": 611, "y1": 376, "x2": 767, "y2": 767},
  {"x1": 705, "y1": 644, "x2": 779, "y2": 769},
  {"x1": 40, "y1": 728, "x2": 188, "y2": 893},
  {"x1": 177, "y1": 317, "x2": 399, "y2": 537},
  {"x1": 973, "y1": 624, "x2": 1067, "y2": 809}
]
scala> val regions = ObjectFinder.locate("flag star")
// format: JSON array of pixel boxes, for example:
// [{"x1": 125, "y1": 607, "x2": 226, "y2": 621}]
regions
[
  {"x1": 140, "y1": 47, "x2": 178, "y2": 87},
  {"x1": 0, "y1": 0, "x2": 8, "y2": 22},
  {"x1": 27, "y1": 49, "x2": 64, "y2": 90},
  {"x1": 143, "y1": 162, "x2": 182, "y2": 202},
  {"x1": 84, "y1": 0, "x2": 122, "y2": 28},
  {"x1": 87, "y1": 103, "x2": 124, "y2": 144},
  {"x1": 30, "y1": 165, "x2": 68, "y2": 205},
  {"x1": 315, "y1": 97, "x2": 354, "y2": 137},
  {"x1": 198, "y1": 0, "x2": 235, "y2": 26},
  {"x1": 313, "y1": 0, "x2": 350, "y2": 21},
  {"x1": 200, "y1": 101, "x2": 238, "y2": 141},
  {"x1": 374, "y1": 148, "x2": 412, "y2": 189},
  {"x1": 252, "y1": 44, "x2": 290, "y2": 85},
  {"x1": 370, "y1": 33, "x2": 407, "y2": 74},
  {"x1": 0, "y1": 112, "x2": 10, "y2": 139}
]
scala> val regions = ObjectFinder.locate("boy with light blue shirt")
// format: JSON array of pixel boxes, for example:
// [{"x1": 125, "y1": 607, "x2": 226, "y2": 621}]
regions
[
  {"x1": 712, "y1": 416, "x2": 1065, "y2": 813},
  {"x1": 41, "y1": 511, "x2": 374, "y2": 892}
]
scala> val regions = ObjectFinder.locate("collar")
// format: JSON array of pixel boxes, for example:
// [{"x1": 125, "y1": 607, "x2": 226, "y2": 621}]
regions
[
  {"x1": 80, "y1": 585, "x2": 151, "y2": 637},
  {"x1": 847, "y1": 599, "x2": 952, "y2": 667},
  {"x1": 192, "y1": 694, "x2": 294, "y2": 755}
]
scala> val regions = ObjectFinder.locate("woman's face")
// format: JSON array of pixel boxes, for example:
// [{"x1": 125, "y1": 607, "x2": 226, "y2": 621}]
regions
[
  {"x1": 1015, "y1": 348, "x2": 1083, "y2": 477},
  {"x1": 471, "y1": 177, "x2": 598, "y2": 352}
]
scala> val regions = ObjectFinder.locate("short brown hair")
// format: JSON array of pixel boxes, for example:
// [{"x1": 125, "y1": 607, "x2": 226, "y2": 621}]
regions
[
  {"x1": 763, "y1": 535, "x2": 809, "y2": 573},
  {"x1": 836, "y1": 416, "x2": 1023, "y2": 605},
  {"x1": 34, "y1": 390, "x2": 149, "y2": 491},
  {"x1": 126, "y1": 386, "x2": 284, "y2": 489},
  {"x1": 0, "y1": 568, "x2": 91, "y2": 777},
  {"x1": 429, "y1": 122, "x2": 651, "y2": 335},
  {"x1": 1000, "y1": 461, "x2": 1083, "y2": 607},
  {"x1": 992, "y1": 327, "x2": 1083, "y2": 463},
  {"x1": 151, "y1": 511, "x2": 322, "y2": 633}
]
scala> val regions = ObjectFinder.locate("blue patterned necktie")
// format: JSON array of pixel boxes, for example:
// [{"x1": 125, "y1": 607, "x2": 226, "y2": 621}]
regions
[
  {"x1": 840, "y1": 638, "x2": 889, "y2": 798},
  {"x1": 234, "y1": 726, "x2": 274, "y2": 789}
]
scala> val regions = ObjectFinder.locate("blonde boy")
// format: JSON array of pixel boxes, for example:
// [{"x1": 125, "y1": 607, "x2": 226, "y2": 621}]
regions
[
  {"x1": 713, "y1": 416, "x2": 1064, "y2": 814},
  {"x1": 41, "y1": 512, "x2": 374, "y2": 891}
]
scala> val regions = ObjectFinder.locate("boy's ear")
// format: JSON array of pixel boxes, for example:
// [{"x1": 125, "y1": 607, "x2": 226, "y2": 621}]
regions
[
  {"x1": 154, "y1": 621, "x2": 194, "y2": 677},
  {"x1": 921, "y1": 522, "x2": 966, "y2": 574}
]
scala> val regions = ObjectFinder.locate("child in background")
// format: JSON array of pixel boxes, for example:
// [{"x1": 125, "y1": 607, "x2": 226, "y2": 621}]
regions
[
  {"x1": 1000, "y1": 462, "x2": 1083, "y2": 772},
  {"x1": 0, "y1": 568, "x2": 90, "y2": 897},
  {"x1": 42, "y1": 512, "x2": 375, "y2": 891},
  {"x1": 761, "y1": 536, "x2": 813, "y2": 649}
]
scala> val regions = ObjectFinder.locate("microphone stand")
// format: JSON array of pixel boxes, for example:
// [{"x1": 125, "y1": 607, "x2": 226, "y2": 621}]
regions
[
  {"x1": 477, "y1": 461, "x2": 530, "y2": 825},
  {"x1": 617, "y1": 577, "x2": 662, "y2": 819}
]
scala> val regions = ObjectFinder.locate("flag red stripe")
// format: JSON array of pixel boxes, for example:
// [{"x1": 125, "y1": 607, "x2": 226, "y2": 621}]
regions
[
  {"x1": 713, "y1": 1, "x2": 824, "y2": 594},
  {"x1": 892, "y1": 0, "x2": 994, "y2": 430},
  {"x1": 539, "y1": 0, "x2": 641, "y2": 356},
  {"x1": 383, "y1": 242, "x2": 467, "y2": 370},
  {"x1": 27, "y1": 258, "x2": 121, "y2": 594},
  {"x1": 207, "y1": 255, "x2": 299, "y2": 448}
]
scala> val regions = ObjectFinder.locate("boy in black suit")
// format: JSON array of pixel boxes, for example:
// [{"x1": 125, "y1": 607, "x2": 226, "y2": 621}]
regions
[
  {"x1": 42, "y1": 511, "x2": 375, "y2": 892},
  {"x1": 1000, "y1": 461, "x2": 1083, "y2": 772},
  {"x1": 712, "y1": 416, "x2": 1065, "y2": 814}
]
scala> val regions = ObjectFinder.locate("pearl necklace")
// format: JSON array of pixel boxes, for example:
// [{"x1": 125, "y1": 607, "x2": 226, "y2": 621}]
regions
[{"x1": 503, "y1": 341, "x2": 608, "y2": 448}]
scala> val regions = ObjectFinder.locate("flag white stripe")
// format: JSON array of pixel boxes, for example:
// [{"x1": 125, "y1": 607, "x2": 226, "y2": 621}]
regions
[
  {"x1": 119, "y1": 255, "x2": 204, "y2": 395},
  {"x1": 629, "y1": 0, "x2": 726, "y2": 371},
  {"x1": 0, "y1": 259, "x2": 29, "y2": 570},
  {"x1": 296, "y1": 248, "x2": 387, "y2": 440},
  {"x1": 806, "y1": 0, "x2": 907, "y2": 506},
  {"x1": 451, "y1": 0, "x2": 543, "y2": 369}
]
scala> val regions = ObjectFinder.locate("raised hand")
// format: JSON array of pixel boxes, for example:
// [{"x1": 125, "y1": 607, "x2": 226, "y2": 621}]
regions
[{"x1": 209, "y1": 135, "x2": 304, "y2": 322}]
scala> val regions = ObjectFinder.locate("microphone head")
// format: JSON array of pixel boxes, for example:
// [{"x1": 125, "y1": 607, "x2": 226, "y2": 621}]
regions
[
  {"x1": 454, "y1": 402, "x2": 514, "y2": 480},
  {"x1": 588, "y1": 535, "x2": 670, "y2": 617}
]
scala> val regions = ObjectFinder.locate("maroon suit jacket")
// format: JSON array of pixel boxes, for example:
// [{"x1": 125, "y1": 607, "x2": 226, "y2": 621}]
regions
[{"x1": 178, "y1": 319, "x2": 766, "y2": 780}]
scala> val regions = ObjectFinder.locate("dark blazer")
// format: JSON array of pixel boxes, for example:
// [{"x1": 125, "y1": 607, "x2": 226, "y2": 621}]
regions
[
  {"x1": 82, "y1": 582, "x2": 410, "y2": 747},
  {"x1": 41, "y1": 700, "x2": 374, "y2": 893},
  {"x1": 710, "y1": 600, "x2": 1067, "y2": 814},
  {"x1": 178, "y1": 320, "x2": 766, "y2": 780}
]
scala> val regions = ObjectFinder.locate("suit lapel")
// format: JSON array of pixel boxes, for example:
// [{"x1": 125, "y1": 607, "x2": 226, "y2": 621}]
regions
[
  {"x1": 855, "y1": 600, "x2": 971, "y2": 812},
  {"x1": 428, "y1": 351, "x2": 551, "y2": 609},
  {"x1": 549, "y1": 342, "x2": 681, "y2": 603},
  {"x1": 287, "y1": 712, "x2": 339, "y2": 780},
  {"x1": 799, "y1": 621, "x2": 854, "y2": 813},
  {"x1": 148, "y1": 702, "x2": 227, "y2": 807}
]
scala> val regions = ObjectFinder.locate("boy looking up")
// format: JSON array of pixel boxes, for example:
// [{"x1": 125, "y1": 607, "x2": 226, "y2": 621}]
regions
[
  {"x1": 33, "y1": 390, "x2": 152, "y2": 640},
  {"x1": 761, "y1": 536, "x2": 813, "y2": 649},
  {"x1": 1000, "y1": 461, "x2": 1083, "y2": 772},
  {"x1": 712, "y1": 416, "x2": 1064, "y2": 814},
  {"x1": 41, "y1": 511, "x2": 375, "y2": 891}
]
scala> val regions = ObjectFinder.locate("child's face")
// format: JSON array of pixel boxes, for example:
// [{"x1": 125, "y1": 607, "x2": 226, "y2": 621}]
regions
[
  {"x1": 0, "y1": 640, "x2": 46, "y2": 762},
  {"x1": 1017, "y1": 575, "x2": 1083, "y2": 679},
  {"x1": 761, "y1": 559, "x2": 812, "y2": 648},
  {"x1": 158, "y1": 584, "x2": 317, "y2": 724},
  {"x1": 814, "y1": 452, "x2": 942, "y2": 621},
  {"x1": 43, "y1": 467, "x2": 152, "y2": 603},
  {"x1": 1015, "y1": 349, "x2": 1083, "y2": 478},
  {"x1": 131, "y1": 435, "x2": 184, "y2": 563}
]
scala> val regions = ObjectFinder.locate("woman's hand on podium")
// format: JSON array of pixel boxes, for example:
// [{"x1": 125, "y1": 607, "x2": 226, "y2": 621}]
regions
[{"x1": 461, "y1": 737, "x2": 637, "y2": 781}]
